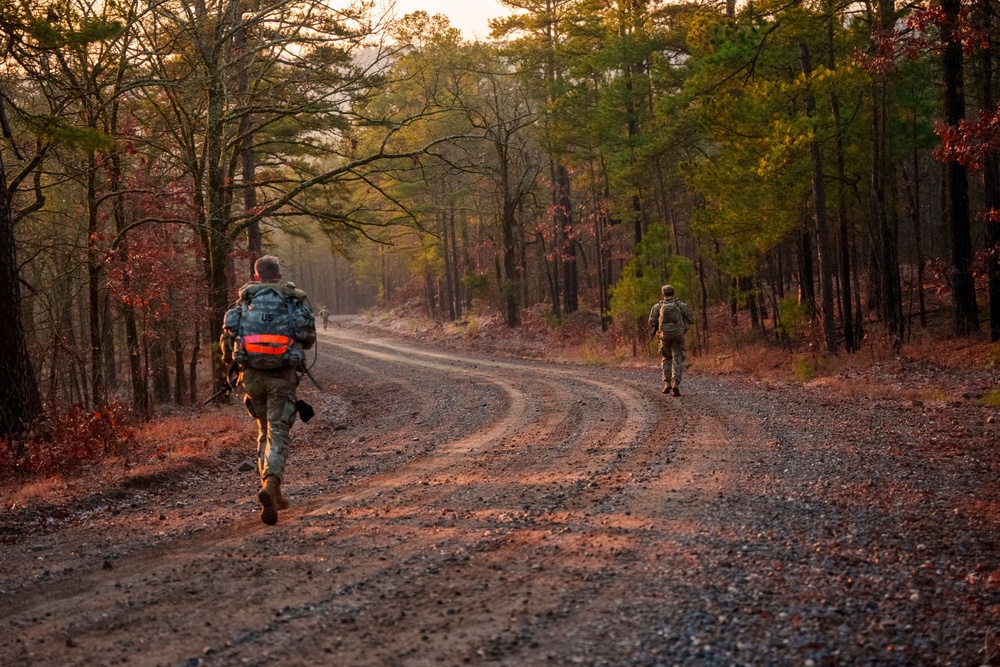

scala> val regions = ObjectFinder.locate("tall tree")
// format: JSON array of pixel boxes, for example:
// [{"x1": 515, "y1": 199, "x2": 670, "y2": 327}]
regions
[
  {"x1": 799, "y1": 39, "x2": 837, "y2": 353},
  {"x1": 977, "y1": 0, "x2": 1000, "y2": 342},
  {"x1": 494, "y1": 0, "x2": 581, "y2": 315},
  {"x1": 941, "y1": 0, "x2": 980, "y2": 334},
  {"x1": 867, "y1": 0, "x2": 904, "y2": 342},
  {"x1": 447, "y1": 44, "x2": 543, "y2": 325},
  {"x1": 0, "y1": 99, "x2": 43, "y2": 437}
]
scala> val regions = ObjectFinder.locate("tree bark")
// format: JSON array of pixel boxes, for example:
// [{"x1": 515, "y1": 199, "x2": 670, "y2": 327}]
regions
[
  {"x1": 942, "y1": 0, "x2": 980, "y2": 334},
  {"x1": 86, "y1": 149, "x2": 106, "y2": 408},
  {"x1": 449, "y1": 204, "x2": 462, "y2": 318},
  {"x1": 0, "y1": 129, "x2": 43, "y2": 437},
  {"x1": 548, "y1": 159, "x2": 562, "y2": 317},
  {"x1": 556, "y1": 164, "x2": 578, "y2": 313},
  {"x1": 109, "y1": 149, "x2": 150, "y2": 417},
  {"x1": 800, "y1": 42, "x2": 838, "y2": 354},
  {"x1": 798, "y1": 228, "x2": 817, "y2": 317},
  {"x1": 869, "y1": 0, "x2": 905, "y2": 342},
  {"x1": 235, "y1": 16, "x2": 260, "y2": 271},
  {"x1": 980, "y1": 0, "x2": 1000, "y2": 342},
  {"x1": 826, "y1": 2, "x2": 856, "y2": 351}
]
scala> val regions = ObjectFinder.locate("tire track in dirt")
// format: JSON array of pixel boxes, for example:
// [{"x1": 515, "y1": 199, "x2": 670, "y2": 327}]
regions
[{"x1": 309, "y1": 331, "x2": 664, "y2": 519}]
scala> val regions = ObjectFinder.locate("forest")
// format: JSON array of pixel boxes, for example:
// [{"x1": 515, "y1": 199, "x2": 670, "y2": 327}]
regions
[{"x1": 2, "y1": 0, "x2": 1000, "y2": 442}]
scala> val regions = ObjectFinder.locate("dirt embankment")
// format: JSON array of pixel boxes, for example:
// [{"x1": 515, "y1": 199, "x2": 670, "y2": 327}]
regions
[{"x1": 2, "y1": 321, "x2": 1000, "y2": 666}]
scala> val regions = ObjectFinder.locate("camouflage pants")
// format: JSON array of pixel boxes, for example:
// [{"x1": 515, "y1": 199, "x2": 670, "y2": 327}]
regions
[
  {"x1": 241, "y1": 366, "x2": 299, "y2": 483},
  {"x1": 659, "y1": 335, "x2": 686, "y2": 387}
]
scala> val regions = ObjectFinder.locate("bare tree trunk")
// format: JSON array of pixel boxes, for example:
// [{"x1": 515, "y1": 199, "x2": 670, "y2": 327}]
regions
[
  {"x1": 826, "y1": 3, "x2": 856, "y2": 351},
  {"x1": 800, "y1": 42, "x2": 838, "y2": 354},
  {"x1": 424, "y1": 267, "x2": 436, "y2": 319},
  {"x1": 440, "y1": 206, "x2": 455, "y2": 320},
  {"x1": 870, "y1": 0, "x2": 904, "y2": 342},
  {"x1": 980, "y1": 0, "x2": 1000, "y2": 341},
  {"x1": 798, "y1": 228, "x2": 817, "y2": 317},
  {"x1": 236, "y1": 17, "x2": 260, "y2": 270},
  {"x1": 588, "y1": 158, "x2": 609, "y2": 331},
  {"x1": 556, "y1": 164, "x2": 578, "y2": 313},
  {"x1": 620, "y1": 9, "x2": 644, "y2": 249},
  {"x1": 942, "y1": 0, "x2": 980, "y2": 334},
  {"x1": 101, "y1": 292, "x2": 118, "y2": 389},
  {"x1": 172, "y1": 334, "x2": 187, "y2": 404},
  {"x1": 150, "y1": 339, "x2": 170, "y2": 404},
  {"x1": 110, "y1": 153, "x2": 150, "y2": 417},
  {"x1": 449, "y1": 204, "x2": 462, "y2": 318},
  {"x1": 0, "y1": 129, "x2": 42, "y2": 437},
  {"x1": 86, "y1": 149, "x2": 106, "y2": 408},
  {"x1": 189, "y1": 324, "x2": 201, "y2": 405},
  {"x1": 901, "y1": 161, "x2": 927, "y2": 329}
]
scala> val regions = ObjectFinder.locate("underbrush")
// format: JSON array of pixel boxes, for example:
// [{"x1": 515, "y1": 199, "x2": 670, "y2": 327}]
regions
[
  {"x1": 0, "y1": 401, "x2": 137, "y2": 477},
  {"x1": 0, "y1": 401, "x2": 252, "y2": 509},
  {"x1": 981, "y1": 386, "x2": 1000, "y2": 407}
]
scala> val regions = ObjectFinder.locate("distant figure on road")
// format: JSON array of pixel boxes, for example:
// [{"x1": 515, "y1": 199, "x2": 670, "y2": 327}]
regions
[
  {"x1": 648, "y1": 284, "x2": 694, "y2": 396},
  {"x1": 221, "y1": 255, "x2": 316, "y2": 525},
  {"x1": 318, "y1": 306, "x2": 330, "y2": 330}
]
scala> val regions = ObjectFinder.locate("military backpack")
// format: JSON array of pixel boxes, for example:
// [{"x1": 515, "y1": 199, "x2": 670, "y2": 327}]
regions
[
  {"x1": 658, "y1": 300, "x2": 687, "y2": 339},
  {"x1": 223, "y1": 285, "x2": 311, "y2": 370}
]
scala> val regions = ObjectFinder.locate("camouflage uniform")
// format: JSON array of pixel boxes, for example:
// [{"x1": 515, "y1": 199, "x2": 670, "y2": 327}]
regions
[
  {"x1": 222, "y1": 281, "x2": 316, "y2": 486},
  {"x1": 648, "y1": 296, "x2": 695, "y2": 390},
  {"x1": 241, "y1": 365, "x2": 299, "y2": 483}
]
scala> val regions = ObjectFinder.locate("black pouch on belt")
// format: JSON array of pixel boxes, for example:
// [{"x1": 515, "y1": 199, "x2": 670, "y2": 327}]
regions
[{"x1": 295, "y1": 399, "x2": 315, "y2": 423}]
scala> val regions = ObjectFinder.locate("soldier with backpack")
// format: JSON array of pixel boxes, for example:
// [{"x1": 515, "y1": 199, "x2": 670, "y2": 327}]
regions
[
  {"x1": 648, "y1": 284, "x2": 695, "y2": 396},
  {"x1": 221, "y1": 255, "x2": 316, "y2": 525}
]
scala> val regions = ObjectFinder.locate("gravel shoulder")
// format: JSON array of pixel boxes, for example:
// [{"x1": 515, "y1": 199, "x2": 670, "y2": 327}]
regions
[{"x1": 2, "y1": 320, "x2": 1000, "y2": 666}]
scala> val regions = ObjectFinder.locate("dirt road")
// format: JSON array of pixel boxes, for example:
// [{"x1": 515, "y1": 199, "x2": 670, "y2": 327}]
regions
[{"x1": 2, "y1": 322, "x2": 1000, "y2": 666}]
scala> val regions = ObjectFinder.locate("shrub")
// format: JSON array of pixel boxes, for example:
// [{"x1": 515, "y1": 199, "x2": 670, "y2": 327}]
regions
[
  {"x1": 989, "y1": 342, "x2": 1000, "y2": 367},
  {"x1": 462, "y1": 272, "x2": 491, "y2": 300},
  {"x1": 791, "y1": 355, "x2": 829, "y2": 382},
  {"x1": 0, "y1": 401, "x2": 137, "y2": 476},
  {"x1": 465, "y1": 315, "x2": 480, "y2": 338},
  {"x1": 981, "y1": 387, "x2": 1000, "y2": 407},
  {"x1": 777, "y1": 296, "x2": 808, "y2": 340},
  {"x1": 792, "y1": 357, "x2": 815, "y2": 382}
]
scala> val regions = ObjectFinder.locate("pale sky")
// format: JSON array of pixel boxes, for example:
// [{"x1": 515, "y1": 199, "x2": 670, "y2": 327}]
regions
[{"x1": 386, "y1": 0, "x2": 512, "y2": 40}]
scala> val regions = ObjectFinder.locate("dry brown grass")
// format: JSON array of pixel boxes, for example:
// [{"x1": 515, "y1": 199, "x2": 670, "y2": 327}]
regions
[{"x1": 683, "y1": 315, "x2": 998, "y2": 404}]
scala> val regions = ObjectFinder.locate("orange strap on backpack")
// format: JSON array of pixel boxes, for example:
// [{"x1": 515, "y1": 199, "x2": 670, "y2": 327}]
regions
[{"x1": 241, "y1": 334, "x2": 291, "y2": 355}]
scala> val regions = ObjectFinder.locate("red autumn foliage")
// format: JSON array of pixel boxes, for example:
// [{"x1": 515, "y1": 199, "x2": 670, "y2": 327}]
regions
[
  {"x1": 0, "y1": 402, "x2": 137, "y2": 476},
  {"x1": 934, "y1": 107, "x2": 1000, "y2": 172}
]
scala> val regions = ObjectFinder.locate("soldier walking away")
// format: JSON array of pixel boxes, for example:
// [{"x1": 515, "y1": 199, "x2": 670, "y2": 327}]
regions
[
  {"x1": 318, "y1": 306, "x2": 330, "y2": 330},
  {"x1": 221, "y1": 255, "x2": 316, "y2": 525},
  {"x1": 648, "y1": 284, "x2": 695, "y2": 396}
]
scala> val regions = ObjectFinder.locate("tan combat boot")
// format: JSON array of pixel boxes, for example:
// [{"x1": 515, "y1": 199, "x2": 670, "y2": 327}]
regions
[
  {"x1": 273, "y1": 480, "x2": 289, "y2": 510},
  {"x1": 258, "y1": 476, "x2": 280, "y2": 525}
]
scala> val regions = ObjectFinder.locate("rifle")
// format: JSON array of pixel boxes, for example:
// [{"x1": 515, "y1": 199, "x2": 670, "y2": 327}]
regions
[{"x1": 203, "y1": 361, "x2": 240, "y2": 405}]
